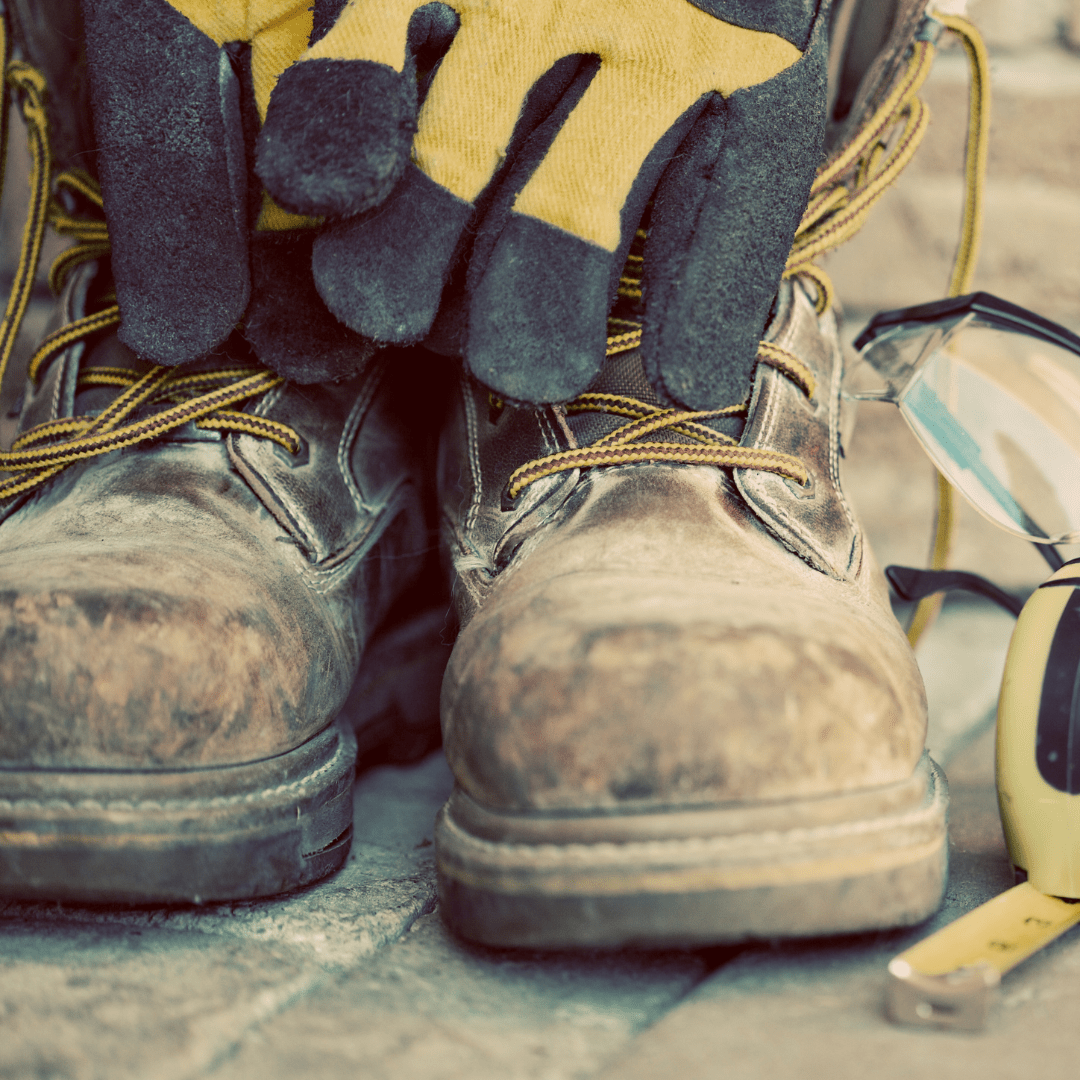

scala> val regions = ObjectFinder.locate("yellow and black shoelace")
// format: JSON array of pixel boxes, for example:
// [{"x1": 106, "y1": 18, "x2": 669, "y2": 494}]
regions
[{"x1": 505, "y1": 342, "x2": 815, "y2": 500}]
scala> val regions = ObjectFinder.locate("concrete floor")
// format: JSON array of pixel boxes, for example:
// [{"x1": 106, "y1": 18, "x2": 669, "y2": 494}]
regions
[{"x1": 4, "y1": 594, "x2": 1074, "y2": 1080}]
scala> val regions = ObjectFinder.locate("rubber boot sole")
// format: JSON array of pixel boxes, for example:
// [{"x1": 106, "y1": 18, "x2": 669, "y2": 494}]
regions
[
  {"x1": 436, "y1": 753, "x2": 948, "y2": 948},
  {"x1": 0, "y1": 720, "x2": 356, "y2": 905}
]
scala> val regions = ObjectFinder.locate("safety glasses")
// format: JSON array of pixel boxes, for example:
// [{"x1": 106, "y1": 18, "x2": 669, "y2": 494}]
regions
[{"x1": 851, "y1": 292, "x2": 1080, "y2": 546}]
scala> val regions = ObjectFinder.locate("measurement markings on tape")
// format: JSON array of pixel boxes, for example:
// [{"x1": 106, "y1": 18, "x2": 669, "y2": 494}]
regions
[{"x1": 886, "y1": 882, "x2": 1080, "y2": 1030}]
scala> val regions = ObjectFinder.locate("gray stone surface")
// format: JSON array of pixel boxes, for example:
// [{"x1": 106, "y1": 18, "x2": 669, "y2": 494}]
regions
[
  {"x1": 0, "y1": 753, "x2": 454, "y2": 972},
  {"x1": 966, "y1": 0, "x2": 1076, "y2": 51},
  {"x1": 0, "y1": 922, "x2": 320, "y2": 1080},
  {"x1": 0, "y1": 755, "x2": 455, "y2": 1079},
  {"x1": 824, "y1": 40, "x2": 1080, "y2": 326},
  {"x1": 213, "y1": 915, "x2": 708, "y2": 1080}
]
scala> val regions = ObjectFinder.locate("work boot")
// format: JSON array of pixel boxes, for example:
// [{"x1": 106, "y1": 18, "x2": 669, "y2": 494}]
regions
[
  {"x1": 0, "y1": 3, "x2": 446, "y2": 902},
  {"x1": 0, "y1": 258, "x2": 444, "y2": 904},
  {"x1": 434, "y1": 0, "x2": 951, "y2": 947},
  {"x1": 434, "y1": 280, "x2": 945, "y2": 947}
]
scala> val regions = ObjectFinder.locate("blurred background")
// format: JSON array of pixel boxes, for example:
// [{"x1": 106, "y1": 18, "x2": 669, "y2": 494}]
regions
[
  {"x1": 830, "y1": 0, "x2": 1080, "y2": 590},
  {"x1": 1, "y1": 0, "x2": 1078, "y2": 593}
]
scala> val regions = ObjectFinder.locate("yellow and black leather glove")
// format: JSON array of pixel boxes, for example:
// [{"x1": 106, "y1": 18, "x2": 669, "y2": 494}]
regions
[
  {"x1": 259, "y1": 0, "x2": 830, "y2": 407},
  {"x1": 83, "y1": 0, "x2": 829, "y2": 407}
]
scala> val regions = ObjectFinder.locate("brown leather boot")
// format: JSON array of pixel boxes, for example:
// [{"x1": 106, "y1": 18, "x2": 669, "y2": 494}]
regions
[
  {"x1": 434, "y1": 278, "x2": 947, "y2": 947},
  {"x1": 430, "y1": 0, "x2": 949, "y2": 950},
  {"x1": 0, "y1": 258, "x2": 446, "y2": 903},
  {"x1": 0, "y1": 0, "x2": 449, "y2": 903}
]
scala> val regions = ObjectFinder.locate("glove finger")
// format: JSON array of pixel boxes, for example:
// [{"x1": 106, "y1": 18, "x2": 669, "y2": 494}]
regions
[
  {"x1": 217, "y1": 33, "x2": 361, "y2": 383},
  {"x1": 462, "y1": 1, "x2": 805, "y2": 403},
  {"x1": 83, "y1": 0, "x2": 321, "y2": 365},
  {"x1": 83, "y1": 0, "x2": 252, "y2": 364},
  {"x1": 312, "y1": 163, "x2": 472, "y2": 344},
  {"x1": 311, "y1": 44, "x2": 588, "y2": 344},
  {"x1": 463, "y1": 64, "x2": 709, "y2": 403},
  {"x1": 641, "y1": 11, "x2": 828, "y2": 410},
  {"x1": 244, "y1": 230, "x2": 377, "y2": 384},
  {"x1": 424, "y1": 54, "x2": 600, "y2": 359},
  {"x1": 256, "y1": 0, "x2": 463, "y2": 218}
]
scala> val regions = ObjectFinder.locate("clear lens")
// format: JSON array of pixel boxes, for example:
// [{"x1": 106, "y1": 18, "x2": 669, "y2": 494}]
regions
[{"x1": 896, "y1": 320, "x2": 1080, "y2": 544}]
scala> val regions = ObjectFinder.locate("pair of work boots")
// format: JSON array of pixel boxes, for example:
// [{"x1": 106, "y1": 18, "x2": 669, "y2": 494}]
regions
[{"x1": 0, "y1": 0, "x2": 948, "y2": 947}]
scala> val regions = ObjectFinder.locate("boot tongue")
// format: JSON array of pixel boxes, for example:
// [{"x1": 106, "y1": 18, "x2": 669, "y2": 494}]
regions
[{"x1": 565, "y1": 348, "x2": 746, "y2": 447}]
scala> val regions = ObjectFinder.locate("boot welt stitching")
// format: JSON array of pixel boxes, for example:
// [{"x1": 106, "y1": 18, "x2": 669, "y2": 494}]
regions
[
  {"x1": 0, "y1": 728, "x2": 354, "y2": 813},
  {"x1": 822, "y1": 311, "x2": 859, "y2": 538},
  {"x1": 463, "y1": 383, "x2": 483, "y2": 534},
  {"x1": 436, "y1": 806, "x2": 946, "y2": 865}
]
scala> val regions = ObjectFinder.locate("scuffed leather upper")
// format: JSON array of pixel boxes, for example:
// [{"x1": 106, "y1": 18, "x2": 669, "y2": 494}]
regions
[
  {"x1": 0, "y1": 265, "x2": 428, "y2": 769},
  {"x1": 438, "y1": 280, "x2": 927, "y2": 812},
  {"x1": 737, "y1": 279, "x2": 862, "y2": 580}
]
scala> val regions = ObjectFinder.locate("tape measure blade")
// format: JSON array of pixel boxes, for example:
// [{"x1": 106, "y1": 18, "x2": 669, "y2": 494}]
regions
[
  {"x1": 887, "y1": 883, "x2": 1080, "y2": 1029},
  {"x1": 897, "y1": 882, "x2": 1080, "y2": 977}
]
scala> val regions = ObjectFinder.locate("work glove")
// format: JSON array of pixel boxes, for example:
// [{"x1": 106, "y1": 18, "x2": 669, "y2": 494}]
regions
[{"x1": 83, "y1": 0, "x2": 828, "y2": 407}]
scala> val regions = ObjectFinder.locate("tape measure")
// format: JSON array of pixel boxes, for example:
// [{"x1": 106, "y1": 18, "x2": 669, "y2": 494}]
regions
[{"x1": 887, "y1": 560, "x2": 1080, "y2": 1030}]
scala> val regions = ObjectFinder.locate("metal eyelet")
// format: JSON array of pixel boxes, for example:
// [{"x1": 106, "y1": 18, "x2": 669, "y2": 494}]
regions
[{"x1": 274, "y1": 434, "x2": 309, "y2": 467}]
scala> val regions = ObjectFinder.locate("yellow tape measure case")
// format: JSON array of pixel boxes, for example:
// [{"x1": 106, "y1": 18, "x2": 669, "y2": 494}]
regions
[{"x1": 997, "y1": 562, "x2": 1080, "y2": 898}]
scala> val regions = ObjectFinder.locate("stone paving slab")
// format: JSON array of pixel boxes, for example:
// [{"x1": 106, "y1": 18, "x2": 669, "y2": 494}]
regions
[
  {"x1": 914, "y1": 47, "x2": 1080, "y2": 190},
  {"x1": 824, "y1": 42, "x2": 1080, "y2": 324},
  {"x1": 0, "y1": 752, "x2": 455, "y2": 972},
  {"x1": 0, "y1": 921, "x2": 320, "y2": 1080},
  {"x1": 212, "y1": 914, "x2": 710, "y2": 1080},
  {"x1": 824, "y1": 172, "x2": 1080, "y2": 320},
  {"x1": 0, "y1": 754, "x2": 455, "y2": 1079}
]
